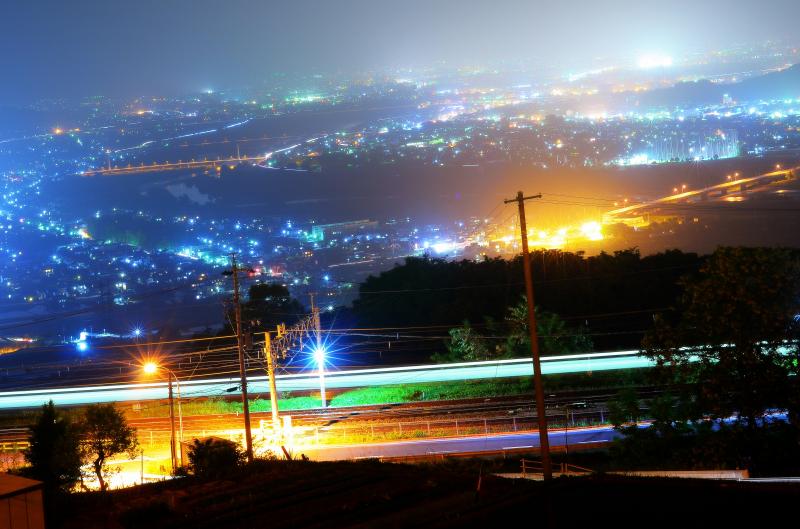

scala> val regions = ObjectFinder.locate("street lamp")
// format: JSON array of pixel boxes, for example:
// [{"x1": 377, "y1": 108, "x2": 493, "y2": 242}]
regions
[{"x1": 142, "y1": 362, "x2": 183, "y2": 471}]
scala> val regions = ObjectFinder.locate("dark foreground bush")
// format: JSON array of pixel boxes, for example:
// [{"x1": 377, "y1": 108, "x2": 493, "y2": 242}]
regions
[
  {"x1": 186, "y1": 437, "x2": 245, "y2": 478},
  {"x1": 611, "y1": 421, "x2": 800, "y2": 475}
]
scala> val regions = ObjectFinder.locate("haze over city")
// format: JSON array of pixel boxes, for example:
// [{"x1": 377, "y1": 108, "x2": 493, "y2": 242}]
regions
[{"x1": 2, "y1": 0, "x2": 799, "y2": 101}]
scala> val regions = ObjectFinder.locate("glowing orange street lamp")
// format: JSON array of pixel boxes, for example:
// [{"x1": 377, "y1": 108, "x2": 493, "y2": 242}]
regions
[{"x1": 143, "y1": 362, "x2": 183, "y2": 471}]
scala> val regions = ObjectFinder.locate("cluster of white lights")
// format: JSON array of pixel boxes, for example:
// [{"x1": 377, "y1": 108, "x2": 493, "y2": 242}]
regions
[{"x1": 637, "y1": 54, "x2": 673, "y2": 69}]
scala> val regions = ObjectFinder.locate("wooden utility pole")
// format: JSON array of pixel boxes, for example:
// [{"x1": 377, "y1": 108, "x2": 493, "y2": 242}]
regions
[
  {"x1": 504, "y1": 191, "x2": 552, "y2": 480},
  {"x1": 229, "y1": 253, "x2": 254, "y2": 462}
]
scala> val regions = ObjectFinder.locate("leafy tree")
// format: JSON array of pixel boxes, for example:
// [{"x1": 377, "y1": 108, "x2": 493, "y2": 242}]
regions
[
  {"x1": 22, "y1": 401, "x2": 82, "y2": 492},
  {"x1": 80, "y1": 404, "x2": 138, "y2": 491},
  {"x1": 353, "y1": 250, "x2": 698, "y2": 352},
  {"x1": 241, "y1": 283, "x2": 305, "y2": 331},
  {"x1": 643, "y1": 247, "x2": 800, "y2": 427},
  {"x1": 187, "y1": 438, "x2": 245, "y2": 478},
  {"x1": 433, "y1": 301, "x2": 592, "y2": 363},
  {"x1": 608, "y1": 388, "x2": 642, "y2": 428},
  {"x1": 432, "y1": 321, "x2": 496, "y2": 363},
  {"x1": 505, "y1": 298, "x2": 593, "y2": 356}
]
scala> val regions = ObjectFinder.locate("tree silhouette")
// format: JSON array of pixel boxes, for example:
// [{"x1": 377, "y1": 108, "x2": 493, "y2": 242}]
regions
[
  {"x1": 22, "y1": 401, "x2": 82, "y2": 492},
  {"x1": 643, "y1": 247, "x2": 800, "y2": 427},
  {"x1": 80, "y1": 404, "x2": 138, "y2": 491},
  {"x1": 241, "y1": 283, "x2": 305, "y2": 331},
  {"x1": 351, "y1": 250, "x2": 701, "y2": 351},
  {"x1": 187, "y1": 438, "x2": 245, "y2": 478}
]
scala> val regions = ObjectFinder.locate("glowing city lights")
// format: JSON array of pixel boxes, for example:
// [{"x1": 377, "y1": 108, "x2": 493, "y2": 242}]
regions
[
  {"x1": 580, "y1": 221, "x2": 604, "y2": 241},
  {"x1": 637, "y1": 53, "x2": 673, "y2": 69}
]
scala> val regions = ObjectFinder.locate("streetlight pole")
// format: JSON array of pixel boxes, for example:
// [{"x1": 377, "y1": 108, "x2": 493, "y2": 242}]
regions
[
  {"x1": 263, "y1": 332, "x2": 281, "y2": 432},
  {"x1": 310, "y1": 293, "x2": 326, "y2": 408},
  {"x1": 143, "y1": 362, "x2": 183, "y2": 472},
  {"x1": 168, "y1": 369, "x2": 184, "y2": 465},
  {"x1": 504, "y1": 191, "x2": 552, "y2": 481}
]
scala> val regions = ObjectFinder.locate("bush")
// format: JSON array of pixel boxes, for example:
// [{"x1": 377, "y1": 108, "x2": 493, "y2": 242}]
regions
[
  {"x1": 610, "y1": 421, "x2": 800, "y2": 476},
  {"x1": 187, "y1": 438, "x2": 245, "y2": 478}
]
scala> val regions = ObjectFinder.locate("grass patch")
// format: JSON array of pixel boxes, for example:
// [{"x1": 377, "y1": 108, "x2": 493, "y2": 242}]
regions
[
  {"x1": 329, "y1": 368, "x2": 652, "y2": 408},
  {"x1": 329, "y1": 379, "x2": 532, "y2": 407},
  {"x1": 133, "y1": 396, "x2": 323, "y2": 419}
]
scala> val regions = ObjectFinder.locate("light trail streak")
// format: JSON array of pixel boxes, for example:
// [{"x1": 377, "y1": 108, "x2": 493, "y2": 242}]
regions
[
  {"x1": 174, "y1": 128, "x2": 217, "y2": 140},
  {"x1": 0, "y1": 350, "x2": 652, "y2": 409},
  {"x1": 224, "y1": 119, "x2": 251, "y2": 129}
]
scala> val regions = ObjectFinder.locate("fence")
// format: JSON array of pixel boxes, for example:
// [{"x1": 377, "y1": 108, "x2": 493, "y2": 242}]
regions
[
  {"x1": 300, "y1": 408, "x2": 609, "y2": 445},
  {"x1": 520, "y1": 459, "x2": 593, "y2": 477},
  {"x1": 0, "y1": 428, "x2": 30, "y2": 453}
]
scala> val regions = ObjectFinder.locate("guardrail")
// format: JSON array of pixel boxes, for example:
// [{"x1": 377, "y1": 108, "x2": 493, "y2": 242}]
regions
[
  {"x1": 521, "y1": 459, "x2": 593, "y2": 477},
  {"x1": 0, "y1": 428, "x2": 31, "y2": 452},
  {"x1": 521, "y1": 458, "x2": 544, "y2": 477}
]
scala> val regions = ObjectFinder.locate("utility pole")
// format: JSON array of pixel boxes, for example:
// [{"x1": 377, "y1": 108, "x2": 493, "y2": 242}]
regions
[
  {"x1": 310, "y1": 293, "x2": 326, "y2": 408},
  {"x1": 263, "y1": 331, "x2": 281, "y2": 432},
  {"x1": 226, "y1": 253, "x2": 254, "y2": 463},
  {"x1": 504, "y1": 191, "x2": 552, "y2": 480}
]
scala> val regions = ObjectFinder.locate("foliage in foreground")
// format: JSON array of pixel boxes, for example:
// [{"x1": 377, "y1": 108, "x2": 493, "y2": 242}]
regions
[
  {"x1": 19, "y1": 402, "x2": 140, "y2": 494},
  {"x1": 186, "y1": 437, "x2": 245, "y2": 478},
  {"x1": 643, "y1": 247, "x2": 800, "y2": 425},
  {"x1": 81, "y1": 403, "x2": 139, "y2": 491},
  {"x1": 21, "y1": 401, "x2": 82, "y2": 492},
  {"x1": 609, "y1": 391, "x2": 800, "y2": 475},
  {"x1": 432, "y1": 300, "x2": 592, "y2": 363},
  {"x1": 611, "y1": 247, "x2": 800, "y2": 473}
]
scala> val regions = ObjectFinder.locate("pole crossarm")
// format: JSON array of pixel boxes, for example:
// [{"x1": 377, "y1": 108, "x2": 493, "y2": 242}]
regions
[{"x1": 503, "y1": 193, "x2": 542, "y2": 204}]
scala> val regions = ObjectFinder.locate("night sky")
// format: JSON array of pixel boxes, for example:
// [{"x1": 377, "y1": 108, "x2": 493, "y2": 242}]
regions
[{"x1": 1, "y1": 0, "x2": 798, "y2": 102}]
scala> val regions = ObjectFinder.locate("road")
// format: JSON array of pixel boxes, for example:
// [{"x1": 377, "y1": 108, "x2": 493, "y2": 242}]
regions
[
  {"x1": 603, "y1": 166, "x2": 797, "y2": 223},
  {"x1": 0, "y1": 350, "x2": 652, "y2": 409},
  {"x1": 302, "y1": 426, "x2": 619, "y2": 461}
]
